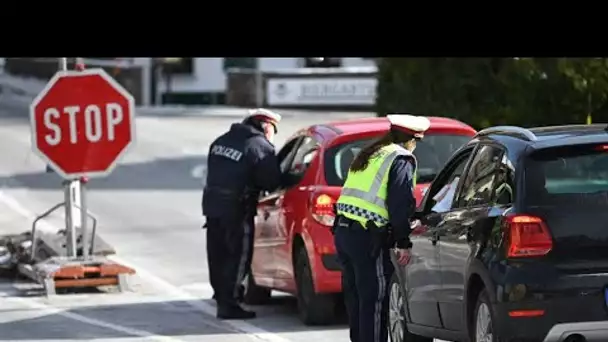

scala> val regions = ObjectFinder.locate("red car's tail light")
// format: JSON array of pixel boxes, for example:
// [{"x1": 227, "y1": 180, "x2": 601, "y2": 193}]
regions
[
  {"x1": 311, "y1": 194, "x2": 336, "y2": 227},
  {"x1": 505, "y1": 215, "x2": 553, "y2": 258}
]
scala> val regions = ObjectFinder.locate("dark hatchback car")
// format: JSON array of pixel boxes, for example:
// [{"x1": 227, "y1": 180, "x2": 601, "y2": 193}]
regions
[{"x1": 389, "y1": 125, "x2": 608, "y2": 342}]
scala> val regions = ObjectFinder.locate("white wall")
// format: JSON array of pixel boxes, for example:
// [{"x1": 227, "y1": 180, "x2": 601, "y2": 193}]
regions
[
  {"x1": 342, "y1": 58, "x2": 376, "y2": 68},
  {"x1": 156, "y1": 58, "x2": 375, "y2": 95},
  {"x1": 158, "y1": 58, "x2": 226, "y2": 93},
  {"x1": 259, "y1": 58, "x2": 300, "y2": 71}
]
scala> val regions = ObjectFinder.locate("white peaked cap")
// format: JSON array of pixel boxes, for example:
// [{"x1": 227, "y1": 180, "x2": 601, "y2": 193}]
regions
[
  {"x1": 246, "y1": 108, "x2": 282, "y2": 125},
  {"x1": 386, "y1": 114, "x2": 431, "y2": 138}
]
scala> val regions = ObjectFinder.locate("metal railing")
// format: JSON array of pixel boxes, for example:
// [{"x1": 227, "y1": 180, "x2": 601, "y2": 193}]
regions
[{"x1": 30, "y1": 202, "x2": 98, "y2": 263}]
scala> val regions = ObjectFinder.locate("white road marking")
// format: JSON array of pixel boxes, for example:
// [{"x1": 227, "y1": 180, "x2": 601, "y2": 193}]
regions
[
  {"x1": 15, "y1": 337, "x2": 239, "y2": 342},
  {"x1": 0, "y1": 190, "x2": 295, "y2": 342},
  {"x1": 178, "y1": 282, "x2": 214, "y2": 293},
  {"x1": 0, "y1": 293, "x2": 187, "y2": 342}
]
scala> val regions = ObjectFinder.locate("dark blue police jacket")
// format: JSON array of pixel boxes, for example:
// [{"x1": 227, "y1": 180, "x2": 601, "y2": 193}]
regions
[{"x1": 202, "y1": 123, "x2": 281, "y2": 218}]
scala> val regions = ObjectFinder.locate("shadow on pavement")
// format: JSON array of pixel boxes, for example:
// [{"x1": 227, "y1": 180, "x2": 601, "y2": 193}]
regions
[
  {"x1": 0, "y1": 155, "x2": 208, "y2": 191},
  {"x1": 0, "y1": 294, "x2": 347, "y2": 340}
]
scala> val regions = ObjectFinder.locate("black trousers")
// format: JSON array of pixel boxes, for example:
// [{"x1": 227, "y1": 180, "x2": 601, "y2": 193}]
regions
[
  {"x1": 206, "y1": 214, "x2": 255, "y2": 308},
  {"x1": 334, "y1": 220, "x2": 394, "y2": 342}
]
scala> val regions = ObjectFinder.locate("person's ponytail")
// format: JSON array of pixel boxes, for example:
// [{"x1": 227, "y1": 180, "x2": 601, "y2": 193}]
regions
[
  {"x1": 349, "y1": 134, "x2": 393, "y2": 172},
  {"x1": 349, "y1": 129, "x2": 415, "y2": 172}
]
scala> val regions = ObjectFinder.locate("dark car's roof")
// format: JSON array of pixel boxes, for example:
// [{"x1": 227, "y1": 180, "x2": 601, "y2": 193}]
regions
[
  {"x1": 476, "y1": 124, "x2": 608, "y2": 150},
  {"x1": 530, "y1": 124, "x2": 608, "y2": 139},
  {"x1": 528, "y1": 124, "x2": 608, "y2": 149}
]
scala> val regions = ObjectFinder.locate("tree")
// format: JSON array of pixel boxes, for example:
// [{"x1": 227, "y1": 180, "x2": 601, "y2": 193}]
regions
[
  {"x1": 375, "y1": 58, "x2": 608, "y2": 129},
  {"x1": 555, "y1": 58, "x2": 608, "y2": 124}
]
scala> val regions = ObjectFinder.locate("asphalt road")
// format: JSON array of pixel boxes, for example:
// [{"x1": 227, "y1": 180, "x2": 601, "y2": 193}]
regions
[{"x1": 0, "y1": 105, "x2": 449, "y2": 342}]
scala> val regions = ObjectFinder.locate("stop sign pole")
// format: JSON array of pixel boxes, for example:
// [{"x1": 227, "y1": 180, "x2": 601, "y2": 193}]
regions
[{"x1": 59, "y1": 57, "x2": 81, "y2": 260}]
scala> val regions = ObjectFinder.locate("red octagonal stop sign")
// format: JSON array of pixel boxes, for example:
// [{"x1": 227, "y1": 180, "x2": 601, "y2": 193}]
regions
[{"x1": 29, "y1": 68, "x2": 136, "y2": 179}]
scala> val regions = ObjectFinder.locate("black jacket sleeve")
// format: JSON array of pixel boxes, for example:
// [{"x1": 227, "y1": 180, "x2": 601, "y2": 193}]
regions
[
  {"x1": 248, "y1": 136, "x2": 282, "y2": 192},
  {"x1": 386, "y1": 156, "x2": 416, "y2": 248}
]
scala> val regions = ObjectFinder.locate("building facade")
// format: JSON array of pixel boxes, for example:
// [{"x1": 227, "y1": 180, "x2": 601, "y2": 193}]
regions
[
  {"x1": 0, "y1": 58, "x2": 377, "y2": 107},
  {"x1": 148, "y1": 57, "x2": 376, "y2": 106}
]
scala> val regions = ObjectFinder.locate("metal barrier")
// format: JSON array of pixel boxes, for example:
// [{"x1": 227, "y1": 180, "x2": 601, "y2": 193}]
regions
[{"x1": 29, "y1": 202, "x2": 98, "y2": 263}]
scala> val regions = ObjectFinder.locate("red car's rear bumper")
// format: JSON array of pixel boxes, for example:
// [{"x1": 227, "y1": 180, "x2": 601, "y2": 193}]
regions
[
  {"x1": 312, "y1": 252, "x2": 342, "y2": 293},
  {"x1": 305, "y1": 220, "x2": 343, "y2": 294}
]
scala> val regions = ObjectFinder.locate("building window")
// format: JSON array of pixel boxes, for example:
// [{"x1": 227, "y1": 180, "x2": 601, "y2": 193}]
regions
[
  {"x1": 223, "y1": 58, "x2": 257, "y2": 70},
  {"x1": 304, "y1": 57, "x2": 341, "y2": 68},
  {"x1": 160, "y1": 58, "x2": 194, "y2": 75}
]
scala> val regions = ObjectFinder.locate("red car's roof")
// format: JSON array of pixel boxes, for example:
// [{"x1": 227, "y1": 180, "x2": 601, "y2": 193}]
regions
[{"x1": 309, "y1": 116, "x2": 476, "y2": 143}]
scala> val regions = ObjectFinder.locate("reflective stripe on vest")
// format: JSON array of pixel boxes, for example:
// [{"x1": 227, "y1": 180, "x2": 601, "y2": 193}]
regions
[
  {"x1": 336, "y1": 144, "x2": 416, "y2": 227},
  {"x1": 340, "y1": 149, "x2": 408, "y2": 208},
  {"x1": 336, "y1": 202, "x2": 391, "y2": 226}
]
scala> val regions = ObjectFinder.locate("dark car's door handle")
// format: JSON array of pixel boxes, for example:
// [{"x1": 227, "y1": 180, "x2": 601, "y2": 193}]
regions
[{"x1": 466, "y1": 229, "x2": 474, "y2": 243}]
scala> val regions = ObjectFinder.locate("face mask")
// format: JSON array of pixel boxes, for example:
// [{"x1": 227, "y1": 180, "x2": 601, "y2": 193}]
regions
[
  {"x1": 267, "y1": 132, "x2": 275, "y2": 144},
  {"x1": 264, "y1": 124, "x2": 275, "y2": 144},
  {"x1": 403, "y1": 140, "x2": 416, "y2": 152}
]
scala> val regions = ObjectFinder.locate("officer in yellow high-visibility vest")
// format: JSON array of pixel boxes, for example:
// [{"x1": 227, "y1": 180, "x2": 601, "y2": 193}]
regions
[{"x1": 333, "y1": 114, "x2": 430, "y2": 342}]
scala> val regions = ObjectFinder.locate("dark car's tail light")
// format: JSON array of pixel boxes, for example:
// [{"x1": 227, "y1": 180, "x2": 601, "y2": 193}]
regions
[
  {"x1": 505, "y1": 215, "x2": 553, "y2": 258},
  {"x1": 508, "y1": 309, "x2": 545, "y2": 317},
  {"x1": 311, "y1": 194, "x2": 336, "y2": 227}
]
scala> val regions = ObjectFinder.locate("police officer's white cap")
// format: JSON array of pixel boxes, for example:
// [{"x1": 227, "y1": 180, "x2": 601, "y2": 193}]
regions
[
  {"x1": 247, "y1": 108, "x2": 282, "y2": 125},
  {"x1": 387, "y1": 114, "x2": 431, "y2": 139}
]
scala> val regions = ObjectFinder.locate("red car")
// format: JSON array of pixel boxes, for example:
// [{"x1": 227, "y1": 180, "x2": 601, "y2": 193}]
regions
[{"x1": 244, "y1": 116, "x2": 477, "y2": 325}]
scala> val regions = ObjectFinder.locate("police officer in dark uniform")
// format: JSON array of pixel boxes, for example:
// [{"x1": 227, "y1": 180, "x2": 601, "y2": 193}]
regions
[
  {"x1": 203, "y1": 108, "x2": 282, "y2": 320},
  {"x1": 333, "y1": 114, "x2": 430, "y2": 342}
]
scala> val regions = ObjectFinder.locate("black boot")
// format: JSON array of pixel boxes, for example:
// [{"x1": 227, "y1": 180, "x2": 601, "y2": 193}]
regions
[
  {"x1": 217, "y1": 304, "x2": 256, "y2": 320},
  {"x1": 214, "y1": 287, "x2": 242, "y2": 303},
  {"x1": 237, "y1": 284, "x2": 245, "y2": 302}
]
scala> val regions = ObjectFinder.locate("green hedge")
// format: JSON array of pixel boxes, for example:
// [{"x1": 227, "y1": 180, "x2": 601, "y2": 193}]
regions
[{"x1": 375, "y1": 58, "x2": 608, "y2": 129}]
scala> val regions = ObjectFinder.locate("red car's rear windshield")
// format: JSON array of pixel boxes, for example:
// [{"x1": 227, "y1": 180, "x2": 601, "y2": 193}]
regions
[{"x1": 324, "y1": 134, "x2": 472, "y2": 186}]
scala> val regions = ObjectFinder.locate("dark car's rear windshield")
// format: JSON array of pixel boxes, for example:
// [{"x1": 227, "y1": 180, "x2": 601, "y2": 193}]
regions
[
  {"x1": 324, "y1": 134, "x2": 472, "y2": 186},
  {"x1": 524, "y1": 143, "x2": 608, "y2": 206},
  {"x1": 523, "y1": 143, "x2": 608, "y2": 259}
]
